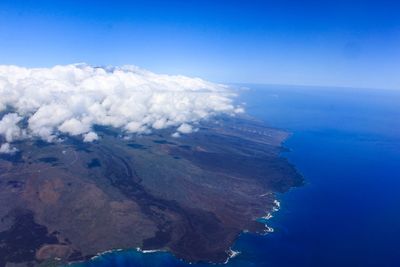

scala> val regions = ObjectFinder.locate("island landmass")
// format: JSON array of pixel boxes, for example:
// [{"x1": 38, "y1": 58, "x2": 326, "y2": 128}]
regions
[{"x1": 0, "y1": 116, "x2": 303, "y2": 267}]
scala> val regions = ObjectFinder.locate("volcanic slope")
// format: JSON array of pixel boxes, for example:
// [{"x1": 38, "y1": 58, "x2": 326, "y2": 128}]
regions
[{"x1": 0, "y1": 116, "x2": 302, "y2": 266}]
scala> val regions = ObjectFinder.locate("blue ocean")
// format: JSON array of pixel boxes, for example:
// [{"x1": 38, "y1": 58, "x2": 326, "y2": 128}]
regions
[{"x1": 71, "y1": 85, "x2": 400, "y2": 267}]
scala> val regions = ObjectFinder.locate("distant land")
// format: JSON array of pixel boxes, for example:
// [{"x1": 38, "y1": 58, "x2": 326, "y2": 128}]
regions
[{"x1": 0, "y1": 116, "x2": 302, "y2": 267}]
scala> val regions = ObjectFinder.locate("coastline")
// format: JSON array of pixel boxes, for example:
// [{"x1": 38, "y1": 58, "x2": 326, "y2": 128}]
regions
[
  {"x1": 66, "y1": 126, "x2": 299, "y2": 267},
  {"x1": 71, "y1": 194, "x2": 284, "y2": 267}
]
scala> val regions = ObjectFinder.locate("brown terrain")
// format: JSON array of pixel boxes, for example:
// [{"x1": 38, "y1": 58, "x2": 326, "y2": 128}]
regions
[{"x1": 0, "y1": 116, "x2": 303, "y2": 267}]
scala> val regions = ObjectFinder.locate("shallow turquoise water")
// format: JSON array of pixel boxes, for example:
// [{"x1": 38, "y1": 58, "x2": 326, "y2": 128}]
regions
[{"x1": 71, "y1": 85, "x2": 400, "y2": 267}]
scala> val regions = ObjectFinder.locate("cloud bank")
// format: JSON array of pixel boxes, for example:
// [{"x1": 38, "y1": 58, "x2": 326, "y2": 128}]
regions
[{"x1": 0, "y1": 64, "x2": 242, "y2": 153}]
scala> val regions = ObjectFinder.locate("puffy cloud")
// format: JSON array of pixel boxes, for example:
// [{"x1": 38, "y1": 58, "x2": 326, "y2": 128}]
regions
[
  {"x1": 0, "y1": 113, "x2": 24, "y2": 142},
  {"x1": 0, "y1": 64, "x2": 241, "y2": 144},
  {"x1": 0, "y1": 143, "x2": 18, "y2": 154},
  {"x1": 83, "y1": 132, "x2": 99, "y2": 143},
  {"x1": 58, "y1": 118, "x2": 91, "y2": 136},
  {"x1": 177, "y1": 123, "x2": 193, "y2": 134},
  {"x1": 171, "y1": 132, "x2": 181, "y2": 138}
]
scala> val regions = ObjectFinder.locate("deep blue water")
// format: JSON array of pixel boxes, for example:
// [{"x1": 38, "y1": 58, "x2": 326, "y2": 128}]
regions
[{"x1": 71, "y1": 85, "x2": 400, "y2": 267}]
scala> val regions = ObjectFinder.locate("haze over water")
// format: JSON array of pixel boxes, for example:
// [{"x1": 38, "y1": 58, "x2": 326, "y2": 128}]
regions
[{"x1": 72, "y1": 85, "x2": 400, "y2": 267}]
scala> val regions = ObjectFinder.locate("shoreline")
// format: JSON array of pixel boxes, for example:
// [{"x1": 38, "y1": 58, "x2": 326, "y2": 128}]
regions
[{"x1": 74, "y1": 196, "x2": 283, "y2": 266}]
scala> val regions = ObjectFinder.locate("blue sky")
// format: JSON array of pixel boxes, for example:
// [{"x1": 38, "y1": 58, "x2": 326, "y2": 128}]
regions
[{"x1": 0, "y1": 0, "x2": 398, "y2": 89}]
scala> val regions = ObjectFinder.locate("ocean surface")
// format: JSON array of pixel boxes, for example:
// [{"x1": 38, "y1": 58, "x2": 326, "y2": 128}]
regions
[{"x1": 71, "y1": 85, "x2": 400, "y2": 267}]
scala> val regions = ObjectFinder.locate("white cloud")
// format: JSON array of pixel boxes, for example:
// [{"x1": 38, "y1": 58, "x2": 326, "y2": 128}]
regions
[
  {"x1": 0, "y1": 113, "x2": 24, "y2": 142},
  {"x1": 59, "y1": 118, "x2": 91, "y2": 136},
  {"x1": 0, "y1": 143, "x2": 18, "y2": 154},
  {"x1": 177, "y1": 123, "x2": 193, "y2": 134},
  {"x1": 83, "y1": 132, "x2": 99, "y2": 142},
  {"x1": 171, "y1": 132, "x2": 181, "y2": 138},
  {"x1": 0, "y1": 64, "x2": 242, "y2": 145}
]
